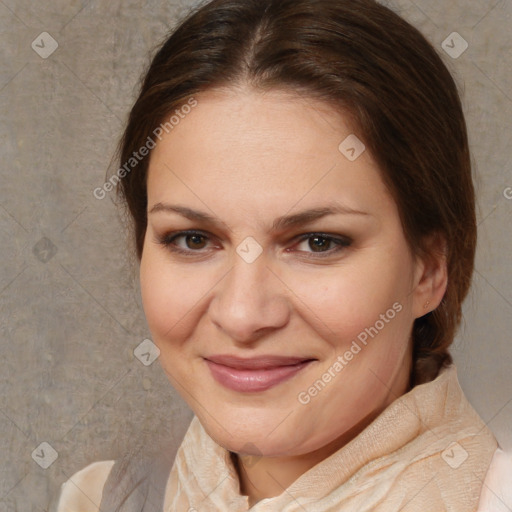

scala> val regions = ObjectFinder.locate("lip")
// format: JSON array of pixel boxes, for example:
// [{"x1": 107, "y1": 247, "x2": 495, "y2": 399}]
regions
[{"x1": 204, "y1": 355, "x2": 316, "y2": 392}]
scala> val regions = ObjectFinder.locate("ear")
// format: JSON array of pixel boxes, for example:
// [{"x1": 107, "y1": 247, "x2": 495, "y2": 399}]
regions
[{"x1": 411, "y1": 233, "x2": 448, "y2": 319}]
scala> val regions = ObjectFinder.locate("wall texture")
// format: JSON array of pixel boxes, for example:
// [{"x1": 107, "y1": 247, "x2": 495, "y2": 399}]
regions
[{"x1": 0, "y1": 0, "x2": 510, "y2": 509}]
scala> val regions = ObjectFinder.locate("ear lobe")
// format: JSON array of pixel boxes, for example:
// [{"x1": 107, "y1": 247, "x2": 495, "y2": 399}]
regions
[{"x1": 412, "y1": 233, "x2": 448, "y2": 319}]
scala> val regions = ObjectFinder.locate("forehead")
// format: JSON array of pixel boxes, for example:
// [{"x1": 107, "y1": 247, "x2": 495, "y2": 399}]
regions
[
  {"x1": 150, "y1": 86, "x2": 357, "y2": 167},
  {"x1": 146, "y1": 87, "x2": 394, "y2": 222}
]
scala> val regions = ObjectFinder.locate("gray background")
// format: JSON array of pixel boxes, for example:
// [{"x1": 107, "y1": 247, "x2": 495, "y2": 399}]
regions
[{"x1": 0, "y1": 0, "x2": 510, "y2": 509}]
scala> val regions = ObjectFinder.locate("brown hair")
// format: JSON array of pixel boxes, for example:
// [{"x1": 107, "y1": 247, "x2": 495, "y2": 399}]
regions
[{"x1": 115, "y1": 0, "x2": 476, "y2": 386}]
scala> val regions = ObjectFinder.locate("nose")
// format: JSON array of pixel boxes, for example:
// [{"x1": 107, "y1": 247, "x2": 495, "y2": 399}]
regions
[{"x1": 209, "y1": 252, "x2": 291, "y2": 345}]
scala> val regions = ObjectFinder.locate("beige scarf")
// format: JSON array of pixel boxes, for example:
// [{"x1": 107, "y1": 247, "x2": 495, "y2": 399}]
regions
[{"x1": 164, "y1": 364, "x2": 497, "y2": 511}]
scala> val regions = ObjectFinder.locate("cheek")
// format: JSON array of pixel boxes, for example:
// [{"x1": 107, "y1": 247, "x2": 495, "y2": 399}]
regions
[
  {"x1": 139, "y1": 249, "x2": 205, "y2": 348},
  {"x1": 280, "y1": 257, "x2": 412, "y2": 345}
]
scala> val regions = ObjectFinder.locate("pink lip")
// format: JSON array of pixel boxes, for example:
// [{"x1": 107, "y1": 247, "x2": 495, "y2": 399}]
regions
[{"x1": 204, "y1": 355, "x2": 316, "y2": 392}]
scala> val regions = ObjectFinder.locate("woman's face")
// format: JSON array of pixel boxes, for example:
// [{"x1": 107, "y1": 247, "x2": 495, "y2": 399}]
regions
[{"x1": 140, "y1": 87, "x2": 430, "y2": 458}]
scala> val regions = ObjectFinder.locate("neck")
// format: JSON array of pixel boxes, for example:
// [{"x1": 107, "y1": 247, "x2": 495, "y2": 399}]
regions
[
  {"x1": 233, "y1": 409, "x2": 380, "y2": 506},
  {"x1": 234, "y1": 364, "x2": 413, "y2": 505}
]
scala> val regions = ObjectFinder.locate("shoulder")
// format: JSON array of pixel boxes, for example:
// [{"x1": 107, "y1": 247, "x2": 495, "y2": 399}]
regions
[
  {"x1": 477, "y1": 447, "x2": 512, "y2": 511},
  {"x1": 53, "y1": 460, "x2": 115, "y2": 512}
]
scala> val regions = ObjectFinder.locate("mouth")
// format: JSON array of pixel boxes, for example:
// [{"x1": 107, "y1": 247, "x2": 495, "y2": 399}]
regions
[{"x1": 204, "y1": 355, "x2": 317, "y2": 392}]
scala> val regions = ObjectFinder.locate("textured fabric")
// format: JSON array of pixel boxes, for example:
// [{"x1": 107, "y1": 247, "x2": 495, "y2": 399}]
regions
[
  {"x1": 53, "y1": 364, "x2": 504, "y2": 511},
  {"x1": 53, "y1": 451, "x2": 512, "y2": 511},
  {"x1": 164, "y1": 364, "x2": 498, "y2": 511}
]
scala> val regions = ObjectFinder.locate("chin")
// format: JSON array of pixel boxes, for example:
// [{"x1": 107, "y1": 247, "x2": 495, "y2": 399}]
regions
[{"x1": 194, "y1": 407, "x2": 316, "y2": 458}]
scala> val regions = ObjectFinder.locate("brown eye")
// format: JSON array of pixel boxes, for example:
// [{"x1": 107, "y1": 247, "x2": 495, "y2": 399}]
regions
[
  {"x1": 157, "y1": 230, "x2": 214, "y2": 255},
  {"x1": 308, "y1": 236, "x2": 332, "y2": 252},
  {"x1": 293, "y1": 233, "x2": 352, "y2": 258},
  {"x1": 185, "y1": 234, "x2": 207, "y2": 249}
]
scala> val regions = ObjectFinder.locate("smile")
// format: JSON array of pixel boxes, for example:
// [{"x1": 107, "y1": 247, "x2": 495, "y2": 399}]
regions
[{"x1": 204, "y1": 355, "x2": 316, "y2": 392}]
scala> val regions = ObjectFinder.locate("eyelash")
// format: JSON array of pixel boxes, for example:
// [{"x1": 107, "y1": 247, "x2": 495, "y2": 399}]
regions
[{"x1": 156, "y1": 230, "x2": 352, "y2": 259}]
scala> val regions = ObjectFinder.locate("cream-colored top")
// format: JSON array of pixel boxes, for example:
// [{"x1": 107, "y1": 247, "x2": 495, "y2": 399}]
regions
[
  {"x1": 55, "y1": 460, "x2": 115, "y2": 511},
  {"x1": 54, "y1": 365, "x2": 510, "y2": 511}
]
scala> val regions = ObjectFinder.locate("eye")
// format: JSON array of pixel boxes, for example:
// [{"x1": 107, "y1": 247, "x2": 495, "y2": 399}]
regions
[
  {"x1": 156, "y1": 230, "x2": 214, "y2": 255},
  {"x1": 156, "y1": 230, "x2": 352, "y2": 259},
  {"x1": 292, "y1": 233, "x2": 352, "y2": 258}
]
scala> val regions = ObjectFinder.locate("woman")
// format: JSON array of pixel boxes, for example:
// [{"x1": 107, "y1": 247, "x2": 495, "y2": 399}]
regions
[{"x1": 52, "y1": 0, "x2": 511, "y2": 510}]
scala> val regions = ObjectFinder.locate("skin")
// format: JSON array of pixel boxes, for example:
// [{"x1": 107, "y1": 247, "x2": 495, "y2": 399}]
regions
[{"x1": 139, "y1": 86, "x2": 447, "y2": 505}]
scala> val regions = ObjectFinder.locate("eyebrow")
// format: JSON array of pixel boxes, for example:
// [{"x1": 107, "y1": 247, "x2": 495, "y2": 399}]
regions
[{"x1": 148, "y1": 202, "x2": 370, "y2": 232}]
